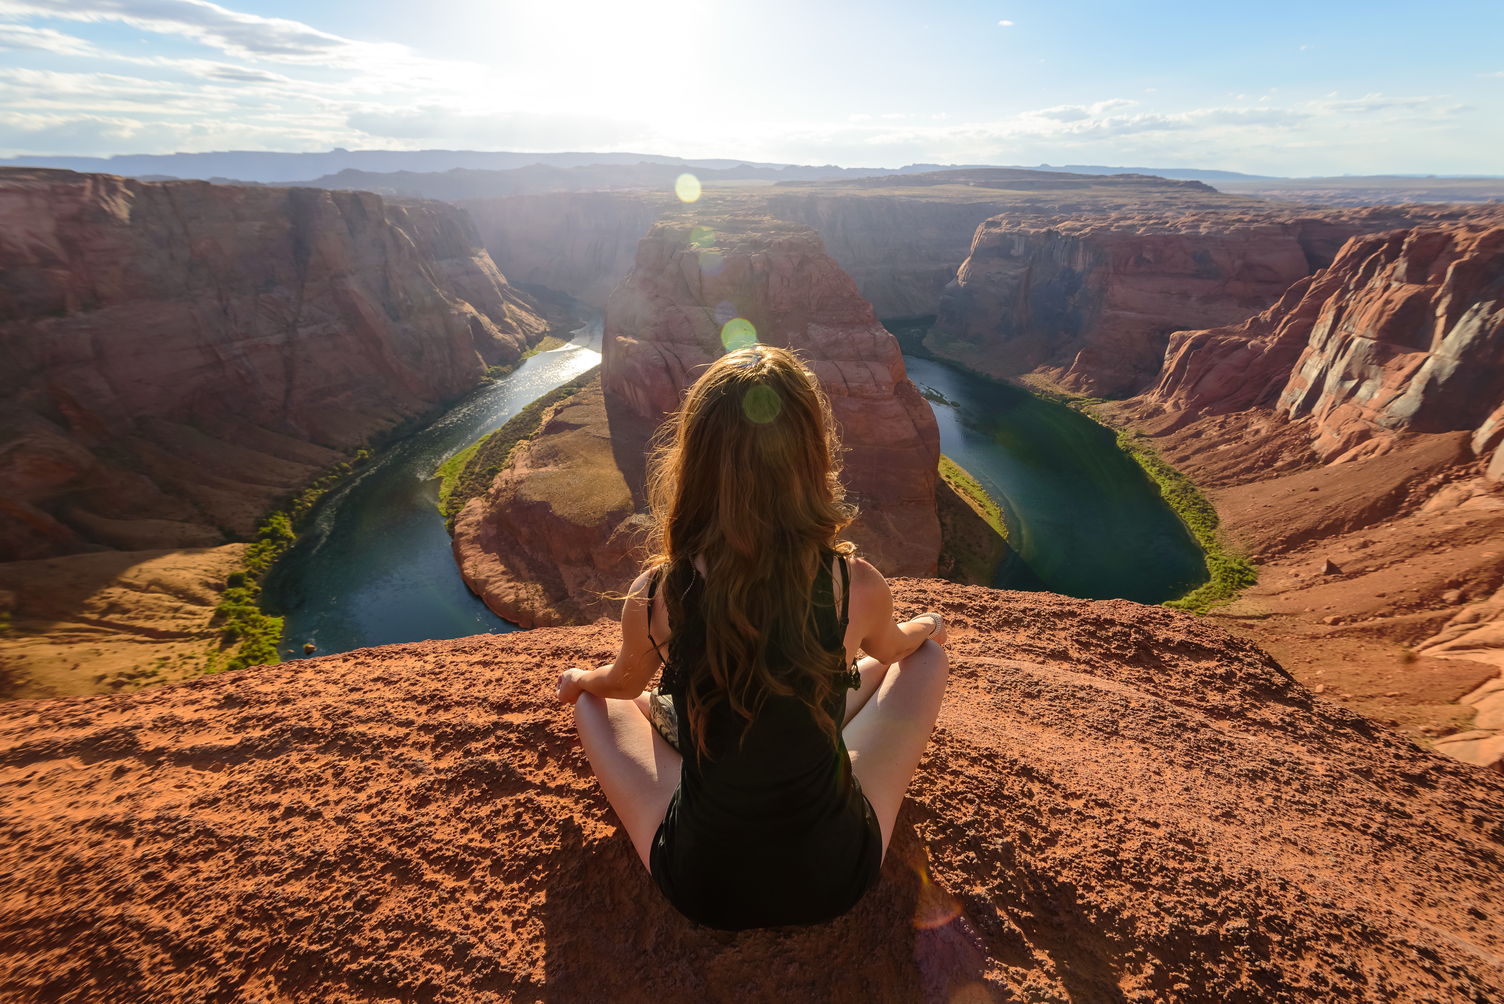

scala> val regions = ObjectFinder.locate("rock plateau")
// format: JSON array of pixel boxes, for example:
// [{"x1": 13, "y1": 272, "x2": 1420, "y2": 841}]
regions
[{"x1": 2, "y1": 585, "x2": 1501, "y2": 1002}]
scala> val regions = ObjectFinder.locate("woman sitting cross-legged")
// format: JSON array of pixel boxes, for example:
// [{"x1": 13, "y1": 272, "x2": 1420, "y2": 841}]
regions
[{"x1": 556, "y1": 343, "x2": 949, "y2": 931}]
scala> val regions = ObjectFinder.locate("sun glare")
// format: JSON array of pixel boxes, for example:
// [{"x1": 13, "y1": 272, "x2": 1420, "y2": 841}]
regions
[{"x1": 503, "y1": 0, "x2": 710, "y2": 121}]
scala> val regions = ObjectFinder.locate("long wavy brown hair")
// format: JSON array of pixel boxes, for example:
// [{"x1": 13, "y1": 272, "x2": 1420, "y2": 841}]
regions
[{"x1": 645, "y1": 343, "x2": 856, "y2": 756}]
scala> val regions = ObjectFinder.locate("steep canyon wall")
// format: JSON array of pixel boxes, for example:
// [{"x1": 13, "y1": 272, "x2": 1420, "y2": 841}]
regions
[
  {"x1": 0, "y1": 169, "x2": 549, "y2": 561},
  {"x1": 460, "y1": 171, "x2": 1259, "y2": 323},
  {"x1": 929, "y1": 208, "x2": 1460, "y2": 398},
  {"x1": 1151, "y1": 222, "x2": 1504, "y2": 471},
  {"x1": 1117, "y1": 218, "x2": 1504, "y2": 770}
]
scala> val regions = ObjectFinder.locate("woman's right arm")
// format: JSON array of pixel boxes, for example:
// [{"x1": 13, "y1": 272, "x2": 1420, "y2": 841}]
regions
[{"x1": 848, "y1": 556, "x2": 945, "y2": 665}]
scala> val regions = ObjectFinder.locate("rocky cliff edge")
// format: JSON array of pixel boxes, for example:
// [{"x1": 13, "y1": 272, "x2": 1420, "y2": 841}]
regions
[{"x1": 2, "y1": 584, "x2": 1501, "y2": 1002}]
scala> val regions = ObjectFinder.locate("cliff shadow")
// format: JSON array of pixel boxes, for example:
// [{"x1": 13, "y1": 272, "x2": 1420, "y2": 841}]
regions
[
  {"x1": 601, "y1": 391, "x2": 660, "y2": 512},
  {"x1": 0, "y1": 547, "x2": 236, "y2": 699}
]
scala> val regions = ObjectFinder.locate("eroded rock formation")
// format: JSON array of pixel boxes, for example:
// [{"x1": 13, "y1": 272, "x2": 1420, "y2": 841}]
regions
[
  {"x1": 451, "y1": 378, "x2": 656, "y2": 628},
  {"x1": 3, "y1": 584, "x2": 1501, "y2": 1001},
  {"x1": 1111, "y1": 218, "x2": 1504, "y2": 770},
  {"x1": 601, "y1": 215, "x2": 942, "y2": 574},
  {"x1": 0, "y1": 168, "x2": 549, "y2": 561},
  {"x1": 464, "y1": 169, "x2": 1271, "y2": 321},
  {"x1": 453, "y1": 216, "x2": 942, "y2": 626},
  {"x1": 1152, "y1": 223, "x2": 1504, "y2": 468},
  {"x1": 930, "y1": 207, "x2": 1483, "y2": 398}
]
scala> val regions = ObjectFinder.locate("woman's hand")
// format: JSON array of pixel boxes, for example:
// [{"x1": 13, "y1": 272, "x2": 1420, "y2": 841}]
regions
[
  {"x1": 556, "y1": 667, "x2": 589, "y2": 705},
  {"x1": 911, "y1": 612, "x2": 947, "y2": 647}
]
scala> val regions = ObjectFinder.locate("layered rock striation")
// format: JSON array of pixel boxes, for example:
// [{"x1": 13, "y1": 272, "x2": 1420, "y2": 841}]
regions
[
  {"x1": 1115, "y1": 218, "x2": 1504, "y2": 770},
  {"x1": 600, "y1": 215, "x2": 942, "y2": 572},
  {"x1": 1151, "y1": 223, "x2": 1504, "y2": 470},
  {"x1": 0, "y1": 168, "x2": 549, "y2": 561},
  {"x1": 464, "y1": 169, "x2": 1272, "y2": 322},
  {"x1": 3, "y1": 584, "x2": 1502, "y2": 1001},
  {"x1": 453, "y1": 216, "x2": 941, "y2": 626},
  {"x1": 930, "y1": 207, "x2": 1483, "y2": 398}
]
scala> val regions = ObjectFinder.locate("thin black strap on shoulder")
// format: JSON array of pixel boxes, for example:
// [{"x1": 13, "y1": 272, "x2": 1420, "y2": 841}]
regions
[
  {"x1": 836, "y1": 555, "x2": 860, "y2": 689},
  {"x1": 837, "y1": 554, "x2": 851, "y2": 632},
  {"x1": 644, "y1": 567, "x2": 669, "y2": 663}
]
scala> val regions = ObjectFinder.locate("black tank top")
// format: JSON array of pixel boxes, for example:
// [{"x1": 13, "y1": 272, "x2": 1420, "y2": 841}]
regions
[{"x1": 646, "y1": 553, "x2": 883, "y2": 930}]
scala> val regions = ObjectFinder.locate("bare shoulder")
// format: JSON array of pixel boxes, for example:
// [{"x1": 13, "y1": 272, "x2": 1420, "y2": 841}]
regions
[
  {"x1": 846, "y1": 556, "x2": 893, "y2": 608},
  {"x1": 626, "y1": 568, "x2": 655, "y2": 598},
  {"x1": 620, "y1": 567, "x2": 658, "y2": 623}
]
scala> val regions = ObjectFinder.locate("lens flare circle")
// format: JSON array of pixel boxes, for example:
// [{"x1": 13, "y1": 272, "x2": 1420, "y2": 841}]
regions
[
  {"x1": 699, "y1": 250, "x2": 725, "y2": 277},
  {"x1": 674, "y1": 173, "x2": 702, "y2": 203},
  {"x1": 742, "y1": 384, "x2": 781, "y2": 424},
  {"x1": 720, "y1": 317, "x2": 756, "y2": 352},
  {"x1": 689, "y1": 225, "x2": 716, "y2": 247}
]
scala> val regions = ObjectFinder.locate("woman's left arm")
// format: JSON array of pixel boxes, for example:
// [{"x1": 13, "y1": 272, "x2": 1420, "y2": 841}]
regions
[{"x1": 556, "y1": 570, "x2": 664, "y2": 704}]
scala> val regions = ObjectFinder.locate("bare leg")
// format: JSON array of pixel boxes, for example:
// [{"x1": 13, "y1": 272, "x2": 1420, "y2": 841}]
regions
[
  {"x1": 843, "y1": 655, "x2": 890, "y2": 726},
  {"x1": 572, "y1": 693, "x2": 682, "y2": 870},
  {"x1": 842, "y1": 640, "x2": 949, "y2": 856}
]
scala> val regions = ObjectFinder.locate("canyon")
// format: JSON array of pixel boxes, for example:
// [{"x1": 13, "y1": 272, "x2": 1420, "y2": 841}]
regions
[
  {"x1": 457, "y1": 181, "x2": 1504, "y2": 771},
  {"x1": 462, "y1": 169, "x2": 1267, "y2": 320},
  {"x1": 450, "y1": 215, "x2": 945, "y2": 627},
  {"x1": 0, "y1": 168, "x2": 550, "y2": 694},
  {"x1": 929, "y1": 206, "x2": 1491, "y2": 398},
  {"x1": 3, "y1": 584, "x2": 1500, "y2": 1001},
  {"x1": 4, "y1": 160, "x2": 1504, "y2": 997},
  {"x1": 7, "y1": 164, "x2": 1502, "y2": 773},
  {"x1": 1106, "y1": 219, "x2": 1504, "y2": 768}
]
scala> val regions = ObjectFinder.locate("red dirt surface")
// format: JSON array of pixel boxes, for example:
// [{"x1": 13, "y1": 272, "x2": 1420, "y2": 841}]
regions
[{"x1": 3, "y1": 583, "x2": 1502, "y2": 1003}]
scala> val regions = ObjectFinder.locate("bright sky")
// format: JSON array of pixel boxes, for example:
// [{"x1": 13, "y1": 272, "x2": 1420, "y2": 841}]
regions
[{"x1": 1, "y1": 0, "x2": 1501, "y2": 175}]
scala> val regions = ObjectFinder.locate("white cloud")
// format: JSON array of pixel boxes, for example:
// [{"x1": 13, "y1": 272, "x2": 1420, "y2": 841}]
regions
[
  {"x1": 0, "y1": 0, "x2": 363, "y2": 63},
  {"x1": 713, "y1": 89, "x2": 1491, "y2": 176},
  {"x1": 0, "y1": 0, "x2": 1495, "y2": 176},
  {"x1": 0, "y1": 21, "x2": 102, "y2": 55},
  {"x1": 1034, "y1": 99, "x2": 1138, "y2": 123}
]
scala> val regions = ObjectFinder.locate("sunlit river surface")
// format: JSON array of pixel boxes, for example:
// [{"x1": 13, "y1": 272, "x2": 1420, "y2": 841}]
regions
[
  {"x1": 903, "y1": 355, "x2": 1206, "y2": 603},
  {"x1": 264, "y1": 322, "x2": 601, "y2": 658},
  {"x1": 266, "y1": 327, "x2": 1204, "y2": 659}
]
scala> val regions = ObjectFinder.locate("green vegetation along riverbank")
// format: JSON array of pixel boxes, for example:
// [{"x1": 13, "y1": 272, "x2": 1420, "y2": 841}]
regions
[
  {"x1": 936, "y1": 454, "x2": 1011, "y2": 586},
  {"x1": 1023, "y1": 382, "x2": 1257, "y2": 613},
  {"x1": 208, "y1": 342, "x2": 581, "y2": 674},
  {"x1": 438, "y1": 366, "x2": 601, "y2": 526},
  {"x1": 206, "y1": 448, "x2": 373, "y2": 673},
  {"x1": 1107, "y1": 428, "x2": 1257, "y2": 612}
]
